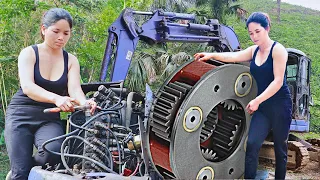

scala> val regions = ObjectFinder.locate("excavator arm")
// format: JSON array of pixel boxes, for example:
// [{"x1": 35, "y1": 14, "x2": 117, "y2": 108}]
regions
[{"x1": 99, "y1": 8, "x2": 241, "y2": 82}]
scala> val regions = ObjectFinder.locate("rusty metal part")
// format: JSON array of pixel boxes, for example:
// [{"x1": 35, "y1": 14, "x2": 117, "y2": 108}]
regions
[{"x1": 147, "y1": 60, "x2": 257, "y2": 179}]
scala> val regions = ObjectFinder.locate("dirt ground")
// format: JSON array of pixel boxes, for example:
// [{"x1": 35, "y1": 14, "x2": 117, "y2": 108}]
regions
[
  {"x1": 286, "y1": 161, "x2": 320, "y2": 179},
  {"x1": 258, "y1": 141, "x2": 320, "y2": 180},
  {"x1": 259, "y1": 160, "x2": 320, "y2": 179}
]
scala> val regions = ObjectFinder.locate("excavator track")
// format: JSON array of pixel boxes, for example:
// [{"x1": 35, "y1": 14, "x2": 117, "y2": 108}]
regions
[
  {"x1": 306, "y1": 138, "x2": 320, "y2": 166},
  {"x1": 259, "y1": 141, "x2": 309, "y2": 170},
  {"x1": 287, "y1": 141, "x2": 309, "y2": 170},
  {"x1": 306, "y1": 138, "x2": 320, "y2": 147}
]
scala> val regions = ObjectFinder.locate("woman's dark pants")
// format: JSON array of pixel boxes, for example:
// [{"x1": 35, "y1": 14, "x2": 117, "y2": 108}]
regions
[
  {"x1": 244, "y1": 98, "x2": 292, "y2": 179},
  {"x1": 5, "y1": 105, "x2": 64, "y2": 180}
]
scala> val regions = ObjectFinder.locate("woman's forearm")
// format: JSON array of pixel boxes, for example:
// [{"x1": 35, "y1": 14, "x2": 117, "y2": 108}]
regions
[
  {"x1": 22, "y1": 83, "x2": 59, "y2": 104},
  {"x1": 69, "y1": 89, "x2": 87, "y2": 105},
  {"x1": 198, "y1": 46, "x2": 252, "y2": 63},
  {"x1": 211, "y1": 52, "x2": 237, "y2": 63}
]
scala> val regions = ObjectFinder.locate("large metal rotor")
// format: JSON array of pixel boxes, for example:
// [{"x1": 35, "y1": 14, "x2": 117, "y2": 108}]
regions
[{"x1": 147, "y1": 60, "x2": 257, "y2": 179}]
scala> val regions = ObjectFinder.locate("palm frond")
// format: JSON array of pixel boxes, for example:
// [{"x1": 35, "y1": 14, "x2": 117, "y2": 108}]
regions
[
  {"x1": 160, "y1": 62, "x2": 177, "y2": 78},
  {"x1": 155, "y1": 53, "x2": 171, "y2": 72},
  {"x1": 140, "y1": 55, "x2": 157, "y2": 83},
  {"x1": 127, "y1": 56, "x2": 146, "y2": 91},
  {"x1": 171, "y1": 52, "x2": 191, "y2": 65}
]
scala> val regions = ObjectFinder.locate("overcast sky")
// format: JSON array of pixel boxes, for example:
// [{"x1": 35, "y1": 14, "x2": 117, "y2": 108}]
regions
[{"x1": 280, "y1": 0, "x2": 320, "y2": 11}]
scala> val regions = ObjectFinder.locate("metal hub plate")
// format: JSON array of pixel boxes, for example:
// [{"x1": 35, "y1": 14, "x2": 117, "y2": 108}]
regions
[{"x1": 170, "y1": 64, "x2": 257, "y2": 179}]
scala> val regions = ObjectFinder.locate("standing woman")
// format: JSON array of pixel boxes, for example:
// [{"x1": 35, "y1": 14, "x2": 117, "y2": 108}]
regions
[
  {"x1": 5, "y1": 8, "x2": 96, "y2": 179},
  {"x1": 194, "y1": 12, "x2": 292, "y2": 179}
]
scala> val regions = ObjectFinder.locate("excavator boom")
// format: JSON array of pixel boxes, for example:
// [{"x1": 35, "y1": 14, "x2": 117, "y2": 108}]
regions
[{"x1": 99, "y1": 8, "x2": 240, "y2": 82}]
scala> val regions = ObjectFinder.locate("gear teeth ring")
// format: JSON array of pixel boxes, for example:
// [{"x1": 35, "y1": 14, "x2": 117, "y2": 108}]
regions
[
  {"x1": 221, "y1": 100, "x2": 237, "y2": 110},
  {"x1": 201, "y1": 148, "x2": 217, "y2": 161}
]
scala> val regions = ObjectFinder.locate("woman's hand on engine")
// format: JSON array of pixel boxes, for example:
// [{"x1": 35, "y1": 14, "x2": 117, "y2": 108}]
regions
[
  {"x1": 54, "y1": 96, "x2": 76, "y2": 112},
  {"x1": 85, "y1": 98, "x2": 97, "y2": 115},
  {"x1": 194, "y1": 52, "x2": 214, "y2": 61}
]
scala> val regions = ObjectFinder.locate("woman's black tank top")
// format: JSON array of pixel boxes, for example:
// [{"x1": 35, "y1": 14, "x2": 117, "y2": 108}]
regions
[
  {"x1": 250, "y1": 41, "x2": 291, "y2": 103},
  {"x1": 9, "y1": 45, "x2": 68, "y2": 108}
]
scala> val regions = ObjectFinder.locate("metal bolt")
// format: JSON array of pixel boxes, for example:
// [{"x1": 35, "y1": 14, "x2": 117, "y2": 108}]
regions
[
  {"x1": 234, "y1": 72, "x2": 252, "y2": 97},
  {"x1": 183, "y1": 107, "x2": 203, "y2": 132},
  {"x1": 196, "y1": 166, "x2": 214, "y2": 180}
]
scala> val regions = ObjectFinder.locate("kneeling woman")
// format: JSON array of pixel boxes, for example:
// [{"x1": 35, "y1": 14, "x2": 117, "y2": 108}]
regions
[{"x1": 5, "y1": 8, "x2": 96, "y2": 180}]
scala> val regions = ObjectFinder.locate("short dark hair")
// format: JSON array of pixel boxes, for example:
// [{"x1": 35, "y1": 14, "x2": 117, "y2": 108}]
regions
[
  {"x1": 246, "y1": 12, "x2": 271, "y2": 29},
  {"x1": 41, "y1": 8, "x2": 73, "y2": 39}
]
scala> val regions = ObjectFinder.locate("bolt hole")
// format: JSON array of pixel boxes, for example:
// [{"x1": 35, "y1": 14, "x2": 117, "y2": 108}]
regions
[
  {"x1": 214, "y1": 85, "x2": 219, "y2": 92},
  {"x1": 241, "y1": 82, "x2": 246, "y2": 88},
  {"x1": 203, "y1": 175, "x2": 208, "y2": 180},
  {"x1": 190, "y1": 116, "x2": 195, "y2": 123},
  {"x1": 229, "y1": 168, "x2": 234, "y2": 175}
]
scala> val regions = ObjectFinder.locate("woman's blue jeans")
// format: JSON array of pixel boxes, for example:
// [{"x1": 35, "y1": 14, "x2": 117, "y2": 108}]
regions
[{"x1": 244, "y1": 98, "x2": 292, "y2": 179}]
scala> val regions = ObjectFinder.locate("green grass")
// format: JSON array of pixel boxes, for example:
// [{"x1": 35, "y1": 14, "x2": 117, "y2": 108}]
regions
[
  {"x1": 0, "y1": 146, "x2": 10, "y2": 180},
  {"x1": 292, "y1": 131, "x2": 320, "y2": 140}
]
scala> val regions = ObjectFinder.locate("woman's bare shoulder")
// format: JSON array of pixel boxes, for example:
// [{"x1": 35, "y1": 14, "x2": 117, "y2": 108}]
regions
[
  {"x1": 273, "y1": 42, "x2": 287, "y2": 54},
  {"x1": 67, "y1": 52, "x2": 78, "y2": 62},
  {"x1": 272, "y1": 42, "x2": 288, "y2": 61},
  {"x1": 18, "y1": 46, "x2": 36, "y2": 63},
  {"x1": 66, "y1": 52, "x2": 80, "y2": 70}
]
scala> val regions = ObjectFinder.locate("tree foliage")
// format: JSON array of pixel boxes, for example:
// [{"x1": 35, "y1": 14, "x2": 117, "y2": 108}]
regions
[{"x1": 191, "y1": 0, "x2": 242, "y2": 23}]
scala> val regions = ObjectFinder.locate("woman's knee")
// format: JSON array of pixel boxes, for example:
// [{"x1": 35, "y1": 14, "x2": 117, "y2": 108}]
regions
[
  {"x1": 11, "y1": 165, "x2": 32, "y2": 180},
  {"x1": 34, "y1": 150, "x2": 61, "y2": 166},
  {"x1": 34, "y1": 141, "x2": 62, "y2": 166},
  {"x1": 246, "y1": 138, "x2": 261, "y2": 153}
]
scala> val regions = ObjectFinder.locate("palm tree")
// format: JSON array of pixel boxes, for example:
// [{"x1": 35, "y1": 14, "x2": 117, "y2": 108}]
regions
[
  {"x1": 126, "y1": 43, "x2": 192, "y2": 91},
  {"x1": 193, "y1": 0, "x2": 243, "y2": 23}
]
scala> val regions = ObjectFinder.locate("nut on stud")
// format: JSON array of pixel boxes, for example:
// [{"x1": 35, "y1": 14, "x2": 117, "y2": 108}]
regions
[
  {"x1": 183, "y1": 107, "x2": 203, "y2": 132},
  {"x1": 196, "y1": 166, "x2": 214, "y2": 180},
  {"x1": 234, "y1": 72, "x2": 252, "y2": 97}
]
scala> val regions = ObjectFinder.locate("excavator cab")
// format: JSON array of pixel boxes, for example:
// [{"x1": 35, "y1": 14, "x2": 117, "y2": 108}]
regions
[{"x1": 286, "y1": 48, "x2": 311, "y2": 132}]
